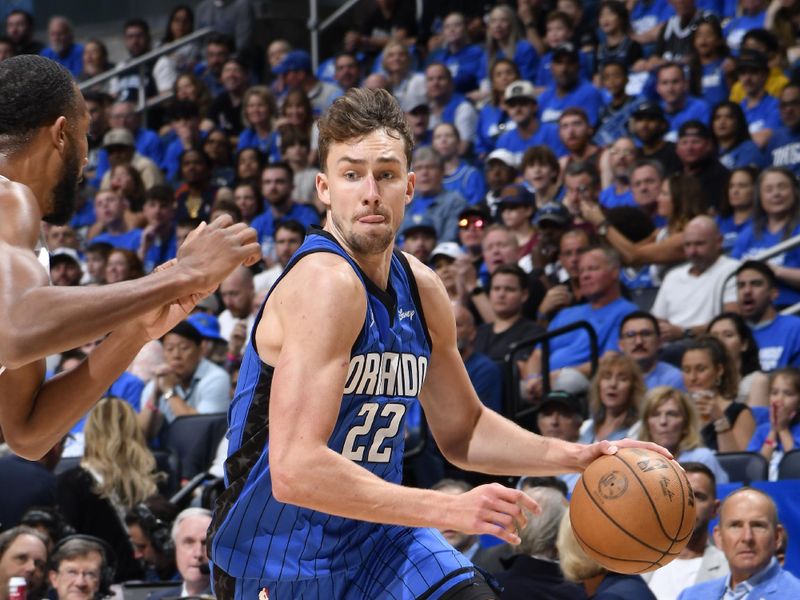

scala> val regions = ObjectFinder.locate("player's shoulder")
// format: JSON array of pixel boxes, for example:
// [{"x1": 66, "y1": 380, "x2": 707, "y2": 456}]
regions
[
  {"x1": 0, "y1": 176, "x2": 43, "y2": 249},
  {"x1": 401, "y1": 251, "x2": 444, "y2": 296}
]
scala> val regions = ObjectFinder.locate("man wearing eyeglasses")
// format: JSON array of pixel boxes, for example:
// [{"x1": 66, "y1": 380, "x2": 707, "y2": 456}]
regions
[
  {"x1": 600, "y1": 138, "x2": 639, "y2": 209},
  {"x1": 48, "y1": 537, "x2": 108, "y2": 600},
  {"x1": 767, "y1": 83, "x2": 800, "y2": 177},
  {"x1": 618, "y1": 311, "x2": 684, "y2": 390}
]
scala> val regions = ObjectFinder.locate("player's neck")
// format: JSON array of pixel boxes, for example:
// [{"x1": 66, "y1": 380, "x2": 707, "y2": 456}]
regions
[{"x1": 0, "y1": 150, "x2": 53, "y2": 214}]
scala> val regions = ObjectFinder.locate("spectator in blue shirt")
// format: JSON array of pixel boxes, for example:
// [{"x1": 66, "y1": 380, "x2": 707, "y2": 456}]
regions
[
  {"x1": 594, "y1": 60, "x2": 638, "y2": 148},
  {"x1": 162, "y1": 101, "x2": 207, "y2": 184},
  {"x1": 474, "y1": 58, "x2": 518, "y2": 159},
  {"x1": 427, "y1": 12, "x2": 483, "y2": 95},
  {"x1": 601, "y1": 138, "x2": 640, "y2": 209},
  {"x1": 747, "y1": 367, "x2": 800, "y2": 478},
  {"x1": 736, "y1": 49, "x2": 781, "y2": 148},
  {"x1": 137, "y1": 185, "x2": 178, "y2": 274},
  {"x1": 90, "y1": 190, "x2": 142, "y2": 252},
  {"x1": 558, "y1": 108, "x2": 602, "y2": 173},
  {"x1": 250, "y1": 162, "x2": 319, "y2": 245},
  {"x1": 424, "y1": 62, "x2": 477, "y2": 156},
  {"x1": 715, "y1": 166, "x2": 757, "y2": 253},
  {"x1": 723, "y1": 0, "x2": 767, "y2": 53},
  {"x1": 711, "y1": 101, "x2": 767, "y2": 170},
  {"x1": 236, "y1": 86, "x2": 280, "y2": 161},
  {"x1": 194, "y1": 33, "x2": 233, "y2": 97},
  {"x1": 40, "y1": 16, "x2": 83, "y2": 77},
  {"x1": 691, "y1": 15, "x2": 731, "y2": 108},
  {"x1": 619, "y1": 311, "x2": 684, "y2": 389},
  {"x1": 656, "y1": 62, "x2": 711, "y2": 142},
  {"x1": 768, "y1": 83, "x2": 800, "y2": 176},
  {"x1": 733, "y1": 168, "x2": 800, "y2": 307},
  {"x1": 332, "y1": 51, "x2": 362, "y2": 92},
  {"x1": 480, "y1": 5, "x2": 539, "y2": 84},
  {"x1": 496, "y1": 79, "x2": 563, "y2": 166},
  {"x1": 538, "y1": 43, "x2": 605, "y2": 126},
  {"x1": 432, "y1": 123, "x2": 486, "y2": 206},
  {"x1": 736, "y1": 260, "x2": 800, "y2": 371}
]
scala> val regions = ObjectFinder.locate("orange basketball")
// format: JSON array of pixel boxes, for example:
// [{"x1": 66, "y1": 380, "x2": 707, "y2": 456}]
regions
[{"x1": 569, "y1": 447, "x2": 696, "y2": 574}]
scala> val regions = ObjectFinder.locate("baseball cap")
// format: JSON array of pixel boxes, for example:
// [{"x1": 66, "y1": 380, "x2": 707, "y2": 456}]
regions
[
  {"x1": 486, "y1": 148, "x2": 519, "y2": 170},
  {"x1": 272, "y1": 49, "x2": 311, "y2": 75},
  {"x1": 504, "y1": 80, "x2": 536, "y2": 103},
  {"x1": 401, "y1": 91, "x2": 429, "y2": 113},
  {"x1": 459, "y1": 205, "x2": 490, "y2": 221},
  {"x1": 534, "y1": 202, "x2": 571, "y2": 227},
  {"x1": 498, "y1": 184, "x2": 535, "y2": 210},
  {"x1": 102, "y1": 128, "x2": 135, "y2": 149},
  {"x1": 165, "y1": 321, "x2": 203, "y2": 345},
  {"x1": 678, "y1": 120, "x2": 712, "y2": 140},
  {"x1": 536, "y1": 390, "x2": 585, "y2": 417},
  {"x1": 50, "y1": 247, "x2": 81, "y2": 266},
  {"x1": 737, "y1": 48, "x2": 768, "y2": 73},
  {"x1": 186, "y1": 313, "x2": 226, "y2": 343},
  {"x1": 402, "y1": 214, "x2": 437, "y2": 237},
  {"x1": 630, "y1": 100, "x2": 666, "y2": 122},
  {"x1": 430, "y1": 242, "x2": 465, "y2": 262},
  {"x1": 552, "y1": 43, "x2": 579, "y2": 63}
]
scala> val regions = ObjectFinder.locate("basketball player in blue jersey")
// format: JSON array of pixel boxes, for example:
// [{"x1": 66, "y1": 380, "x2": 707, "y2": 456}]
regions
[
  {"x1": 209, "y1": 88, "x2": 672, "y2": 599},
  {"x1": 0, "y1": 55, "x2": 260, "y2": 460}
]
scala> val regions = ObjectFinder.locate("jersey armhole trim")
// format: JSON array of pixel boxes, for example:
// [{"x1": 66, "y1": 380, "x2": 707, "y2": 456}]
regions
[{"x1": 395, "y1": 250, "x2": 433, "y2": 352}]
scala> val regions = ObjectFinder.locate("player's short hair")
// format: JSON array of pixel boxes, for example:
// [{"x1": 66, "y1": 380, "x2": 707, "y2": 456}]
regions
[
  {"x1": 317, "y1": 88, "x2": 413, "y2": 173},
  {"x1": 0, "y1": 55, "x2": 80, "y2": 153}
]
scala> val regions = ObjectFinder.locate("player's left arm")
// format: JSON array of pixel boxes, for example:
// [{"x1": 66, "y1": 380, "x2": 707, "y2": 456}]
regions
[{"x1": 409, "y1": 256, "x2": 671, "y2": 475}]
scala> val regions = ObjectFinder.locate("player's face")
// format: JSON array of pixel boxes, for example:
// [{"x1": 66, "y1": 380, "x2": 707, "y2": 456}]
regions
[
  {"x1": 318, "y1": 129, "x2": 414, "y2": 256},
  {"x1": 646, "y1": 397, "x2": 685, "y2": 452},
  {"x1": 714, "y1": 492, "x2": 780, "y2": 583},
  {"x1": 44, "y1": 92, "x2": 89, "y2": 225},
  {"x1": 598, "y1": 365, "x2": 633, "y2": 412}
]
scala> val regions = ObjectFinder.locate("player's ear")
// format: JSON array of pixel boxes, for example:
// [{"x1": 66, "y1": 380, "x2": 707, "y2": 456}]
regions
[
  {"x1": 405, "y1": 171, "x2": 416, "y2": 206},
  {"x1": 49, "y1": 115, "x2": 69, "y2": 153},
  {"x1": 316, "y1": 172, "x2": 331, "y2": 209}
]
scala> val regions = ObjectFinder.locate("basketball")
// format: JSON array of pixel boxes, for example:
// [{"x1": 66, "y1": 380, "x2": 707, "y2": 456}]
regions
[{"x1": 569, "y1": 447, "x2": 696, "y2": 574}]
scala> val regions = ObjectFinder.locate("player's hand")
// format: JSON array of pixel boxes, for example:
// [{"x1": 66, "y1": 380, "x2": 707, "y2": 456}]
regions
[
  {"x1": 579, "y1": 439, "x2": 674, "y2": 470},
  {"x1": 176, "y1": 216, "x2": 261, "y2": 292},
  {"x1": 444, "y1": 483, "x2": 540, "y2": 546}
]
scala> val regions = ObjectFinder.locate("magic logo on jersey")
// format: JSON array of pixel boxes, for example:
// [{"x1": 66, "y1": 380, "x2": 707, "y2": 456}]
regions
[{"x1": 343, "y1": 352, "x2": 428, "y2": 397}]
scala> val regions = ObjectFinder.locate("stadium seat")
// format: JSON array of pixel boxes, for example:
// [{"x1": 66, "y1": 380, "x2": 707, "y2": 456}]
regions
[
  {"x1": 778, "y1": 449, "x2": 800, "y2": 480},
  {"x1": 153, "y1": 449, "x2": 181, "y2": 496},
  {"x1": 716, "y1": 452, "x2": 769, "y2": 484},
  {"x1": 159, "y1": 413, "x2": 228, "y2": 480}
]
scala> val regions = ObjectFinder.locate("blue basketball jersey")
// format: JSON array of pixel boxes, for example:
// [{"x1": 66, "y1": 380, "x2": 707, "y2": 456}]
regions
[{"x1": 209, "y1": 229, "x2": 473, "y2": 599}]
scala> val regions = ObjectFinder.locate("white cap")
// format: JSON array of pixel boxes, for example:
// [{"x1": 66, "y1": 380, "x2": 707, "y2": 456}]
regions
[
  {"x1": 486, "y1": 148, "x2": 519, "y2": 169},
  {"x1": 430, "y1": 242, "x2": 465, "y2": 262}
]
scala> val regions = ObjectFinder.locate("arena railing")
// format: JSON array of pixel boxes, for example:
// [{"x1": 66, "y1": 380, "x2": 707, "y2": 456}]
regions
[
  {"x1": 77, "y1": 27, "x2": 214, "y2": 122},
  {"x1": 503, "y1": 320, "x2": 599, "y2": 429}
]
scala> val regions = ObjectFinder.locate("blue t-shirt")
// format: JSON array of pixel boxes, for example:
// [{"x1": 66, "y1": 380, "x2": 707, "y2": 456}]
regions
[
  {"x1": 428, "y1": 44, "x2": 484, "y2": 94},
  {"x1": 716, "y1": 214, "x2": 752, "y2": 254},
  {"x1": 662, "y1": 96, "x2": 711, "y2": 142},
  {"x1": 236, "y1": 128, "x2": 280, "y2": 162},
  {"x1": 161, "y1": 130, "x2": 209, "y2": 183},
  {"x1": 141, "y1": 230, "x2": 178, "y2": 273},
  {"x1": 631, "y1": 0, "x2": 673, "y2": 39},
  {"x1": 539, "y1": 80, "x2": 606, "y2": 126},
  {"x1": 443, "y1": 161, "x2": 486, "y2": 206},
  {"x1": 479, "y1": 40, "x2": 539, "y2": 83},
  {"x1": 724, "y1": 12, "x2": 767, "y2": 53},
  {"x1": 495, "y1": 121, "x2": 565, "y2": 165},
  {"x1": 465, "y1": 351, "x2": 503, "y2": 414},
  {"x1": 646, "y1": 361, "x2": 685, "y2": 390},
  {"x1": 719, "y1": 139, "x2": 767, "y2": 170},
  {"x1": 91, "y1": 229, "x2": 142, "y2": 252},
  {"x1": 741, "y1": 94, "x2": 782, "y2": 134},
  {"x1": 767, "y1": 127, "x2": 800, "y2": 176},
  {"x1": 547, "y1": 298, "x2": 638, "y2": 370},
  {"x1": 599, "y1": 185, "x2": 635, "y2": 209},
  {"x1": 733, "y1": 222, "x2": 800, "y2": 306},
  {"x1": 700, "y1": 59, "x2": 729, "y2": 108},
  {"x1": 750, "y1": 314, "x2": 800, "y2": 371},
  {"x1": 70, "y1": 372, "x2": 144, "y2": 435},
  {"x1": 40, "y1": 43, "x2": 84, "y2": 77},
  {"x1": 250, "y1": 202, "x2": 319, "y2": 245},
  {"x1": 747, "y1": 421, "x2": 800, "y2": 452},
  {"x1": 475, "y1": 104, "x2": 514, "y2": 156}
]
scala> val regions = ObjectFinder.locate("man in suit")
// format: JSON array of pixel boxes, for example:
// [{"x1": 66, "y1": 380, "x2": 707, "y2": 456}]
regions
[
  {"x1": 149, "y1": 509, "x2": 212, "y2": 599},
  {"x1": 678, "y1": 487, "x2": 800, "y2": 599},
  {"x1": 645, "y1": 462, "x2": 728, "y2": 598}
]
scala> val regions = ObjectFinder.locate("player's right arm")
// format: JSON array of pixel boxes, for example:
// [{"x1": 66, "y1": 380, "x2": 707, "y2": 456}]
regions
[
  {"x1": 261, "y1": 254, "x2": 537, "y2": 545},
  {"x1": 0, "y1": 189, "x2": 258, "y2": 368}
]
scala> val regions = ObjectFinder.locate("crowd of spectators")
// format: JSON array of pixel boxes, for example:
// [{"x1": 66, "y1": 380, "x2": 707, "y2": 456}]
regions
[{"x1": 3, "y1": 0, "x2": 800, "y2": 597}]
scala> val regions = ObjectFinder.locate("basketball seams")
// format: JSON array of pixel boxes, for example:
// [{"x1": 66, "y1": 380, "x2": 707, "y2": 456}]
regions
[
  {"x1": 661, "y1": 459, "x2": 690, "y2": 556},
  {"x1": 577, "y1": 473, "x2": 675, "y2": 556},
  {"x1": 571, "y1": 520, "x2": 665, "y2": 571},
  {"x1": 612, "y1": 453, "x2": 676, "y2": 546}
]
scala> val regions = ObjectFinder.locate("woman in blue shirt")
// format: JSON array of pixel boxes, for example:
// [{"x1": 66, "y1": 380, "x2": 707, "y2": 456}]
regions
[
  {"x1": 689, "y1": 15, "x2": 731, "y2": 108},
  {"x1": 733, "y1": 167, "x2": 800, "y2": 307},
  {"x1": 236, "y1": 86, "x2": 279, "y2": 162},
  {"x1": 715, "y1": 165, "x2": 757, "y2": 253},
  {"x1": 480, "y1": 5, "x2": 539, "y2": 84},
  {"x1": 475, "y1": 58, "x2": 519, "y2": 159},
  {"x1": 712, "y1": 101, "x2": 767, "y2": 170}
]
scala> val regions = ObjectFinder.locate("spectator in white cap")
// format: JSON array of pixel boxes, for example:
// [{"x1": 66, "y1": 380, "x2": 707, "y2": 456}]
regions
[
  {"x1": 401, "y1": 91, "x2": 432, "y2": 148},
  {"x1": 49, "y1": 248, "x2": 83, "y2": 287},
  {"x1": 484, "y1": 148, "x2": 519, "y2": 215},
  {"x1": 495, "y1": 79, "x2": 563, "y2": 167}
]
